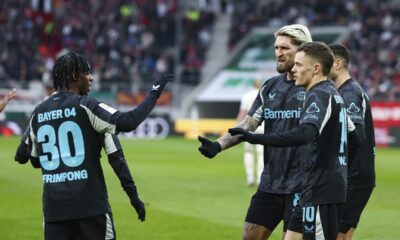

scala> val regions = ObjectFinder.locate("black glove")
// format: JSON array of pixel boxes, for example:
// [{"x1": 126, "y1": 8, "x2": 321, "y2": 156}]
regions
[
  {"x1": 15, "y1": 142, "x2": 30, "y2": 164},
  {"x1": 228, "y1": 128, "x2": 256, "y2": 144},
  {"x1": 198, "y1": 136, "x2": 221, "y2": 159},
  {"x1": 130, "y1": 195, "x2": 146, "y2": 222},
  {"x1": 150, "y1": 73, "x2": 173, "y2": 98}
]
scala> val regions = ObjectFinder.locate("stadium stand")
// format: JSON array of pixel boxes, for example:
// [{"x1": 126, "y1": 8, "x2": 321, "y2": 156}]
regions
[
  {"x1": 0, "y1": 0, "x2": 216, "y2": 103},
  {"x1": 227, "y1": 0, "x2": 400, "y2": 101}
]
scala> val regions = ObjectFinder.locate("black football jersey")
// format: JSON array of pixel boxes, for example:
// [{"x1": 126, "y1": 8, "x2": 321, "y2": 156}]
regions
[
  {"x1": 338, "y1": 78, "x2": 375, "y2": 189},
  {"x1": 299, "y1": 80, "x2": 350, "y2": 206},
  {"x1": 248, "y1": 73, "x2": 307, "y2": 194},
  {"x1": 28, "y1": 92, "x2": 122, "y2": 222}
]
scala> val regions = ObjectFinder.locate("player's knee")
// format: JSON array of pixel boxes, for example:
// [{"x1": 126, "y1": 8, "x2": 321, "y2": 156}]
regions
[
  {"x1": 242, "y1": 222, "x2": 270, "y2": 240},
  {"x1": 337, "y1": 232, "x2": 346, "y2": 240}
]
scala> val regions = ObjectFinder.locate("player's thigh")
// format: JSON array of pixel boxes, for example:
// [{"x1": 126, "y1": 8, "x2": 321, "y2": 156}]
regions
[
  {"x1": 314, "y1": 204, "x2": 340, "y2": 240},
  {"x1": 44, "y1": 220, "x2": 78, "y2": 240},
  {"x1": 244, "y1": 190, "x2": 285, "y2": 234},
  {"x1": 78, "y1": 212, "x2": 116, "y2": 240},
  {"x1": 339, "y1": 188, "x2": 373, "y2": 233},
  {"x1": 283, "y1": 193, "x2": 301, "y2": 232},
  {"x1": 286, "y1": 205, "x2": 303, "y2": 237},
  {"x1": 288, "y1": 204, "x2": 340, "y2": 240}
]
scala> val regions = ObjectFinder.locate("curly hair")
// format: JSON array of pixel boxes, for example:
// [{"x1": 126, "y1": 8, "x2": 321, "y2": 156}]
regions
[{"x1": 52, "y1": 52, "x2": 91, "y2": 91}]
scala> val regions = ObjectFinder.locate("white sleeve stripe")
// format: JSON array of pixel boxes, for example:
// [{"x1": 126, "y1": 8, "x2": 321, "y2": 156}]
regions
[
  {"x1": 81, "y1": 105, "x2": 116, "y2": 134},
  {"x1": 319, "y1": 95, "x2": 332, "y2": 134},
  {"x1": 347, "y1": 116, "x2": 356, "y2": 132},
  {"x1": 362, "y1": 93, "x2": 367, "y2": 119},
  {"x1": 103, "y1": 133, "x2": 118, "y2": 154},
  {"x1": 253, "y1": 106, "x2": 264, "y2": 122}
]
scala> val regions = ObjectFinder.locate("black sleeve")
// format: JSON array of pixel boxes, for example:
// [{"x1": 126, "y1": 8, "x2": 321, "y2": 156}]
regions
[
  {"x1": 250, "y1": 123, "x2": 318, "y2": 147},
  {"x1": 348, "y1": 124, "x2": 362, "y2": 166},
  {"x1": 108, "y1": 149, "x2": 138, "y2": 199},
  {"x1": 115, "y1": 93, "x2": 157, "y2": 132},
  {"x1": 15, "y1": 127, "x2": 31, "y2": 164}
]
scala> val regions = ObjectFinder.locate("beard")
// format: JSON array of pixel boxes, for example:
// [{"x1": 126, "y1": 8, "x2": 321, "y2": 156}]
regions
[{"x1": 276, "y1": 61, "x2": 294, "y2": 74}]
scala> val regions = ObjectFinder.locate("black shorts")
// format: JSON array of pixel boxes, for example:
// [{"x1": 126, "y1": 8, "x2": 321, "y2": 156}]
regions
[
  {"x1": 288, "y1": 204, "x2": 340, "y2": 240},
  {"x1": 44, "y1": 213, "x2": 116, "y2": 240},
  {"x1": 245, "y1": 190, "x2": 301, "y2": 231},
  {"x1": 339, "y1": 188, "x2": 373, "y2": 233}
]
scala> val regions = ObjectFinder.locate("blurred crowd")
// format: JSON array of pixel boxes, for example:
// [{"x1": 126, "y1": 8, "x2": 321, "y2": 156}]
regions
[
  {"x1": 0, "y1": 0, "x2": 215, "y2": 93},
  {"x1": 1, "y1": 0, "x2": 399, "y2": 101},
  {"x1": 228, "y1": 0, "x2": 400, "y2": 101}
]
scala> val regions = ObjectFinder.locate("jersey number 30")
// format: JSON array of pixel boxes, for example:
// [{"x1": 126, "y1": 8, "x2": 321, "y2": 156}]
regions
[{"x1": 37, "y1": 121, "x2": 85, "y2": 171}]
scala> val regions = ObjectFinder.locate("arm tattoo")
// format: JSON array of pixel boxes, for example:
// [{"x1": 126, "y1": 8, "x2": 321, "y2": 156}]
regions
[{"x1": 217, "y1": 116, "x2": 260, "y2": 151}]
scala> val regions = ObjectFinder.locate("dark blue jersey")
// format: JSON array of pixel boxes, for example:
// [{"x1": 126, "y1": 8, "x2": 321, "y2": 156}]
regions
[
  {"x1": 338, "y1": 78, "x2": 376, "y2": 189},
  {"x1": 28, "y1": 92, "x2": 124, "y2": 221},
  {"x1": 248, "y1": 73, "x2": 306, "y2": 194},
  {"x1": 300, "y1": 80, "x2": 349, "y2": 206}
]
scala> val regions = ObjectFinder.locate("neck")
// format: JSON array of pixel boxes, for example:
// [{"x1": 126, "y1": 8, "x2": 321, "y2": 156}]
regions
[
  {"x1": 306, "y1": 74, "x2": 326, "y2": 91},
  {"x1": 58, "y1": 87, "x2": 79, "y2": 94},
  {"x1": 334, "y1": 71, "x2": 351, "y2": 88},
  {"x1": 287, "y1": 71, "x2": 294, "y2": 81}
]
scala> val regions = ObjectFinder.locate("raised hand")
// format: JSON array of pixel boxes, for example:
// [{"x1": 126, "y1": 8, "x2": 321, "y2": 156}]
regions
[
  {"x1": 0, "y1": 88, "x2": 16, "y2": 113},
  {"x1": 151, "y1": 74, "x2": 173, "y2": 98}
]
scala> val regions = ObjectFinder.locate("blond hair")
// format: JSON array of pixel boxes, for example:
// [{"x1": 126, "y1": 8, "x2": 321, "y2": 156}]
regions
[{"x1": 274, "y1": 24, "x2": 312, "y2": 46}]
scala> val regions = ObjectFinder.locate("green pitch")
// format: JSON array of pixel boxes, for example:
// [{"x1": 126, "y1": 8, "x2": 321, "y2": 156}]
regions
[{"x1": 1, "y1": 136, "x2": 399, "y2": 239}]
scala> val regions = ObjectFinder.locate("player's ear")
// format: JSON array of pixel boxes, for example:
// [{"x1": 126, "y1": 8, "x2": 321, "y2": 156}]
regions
[
  {"x1": 332, "y1": 58, "x2": 340, "y2": 70},
  {"x1": 313, "y1": 62, "x2": 321, "y2": 74}
]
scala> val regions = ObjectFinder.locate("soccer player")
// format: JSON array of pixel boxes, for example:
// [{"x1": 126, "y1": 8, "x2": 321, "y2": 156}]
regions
[
  {"x1": 18, "y1": 52, "x2": 172, "y2": 239},
  {"x1": 237, "y1": 79, "x2": 264, "y2": 187},
  {"x1": 229, "y1": 42, "x2": 360, "y2": 240},
  {"x1": 328, "y1": 44, "x2": 375, "y2": 240},
  {"x1": 0, "y1": 88, "x2": 17, "y2": 113},
  {"x1": 198, "y1": 24, "x2": 312, "y2": 239}
]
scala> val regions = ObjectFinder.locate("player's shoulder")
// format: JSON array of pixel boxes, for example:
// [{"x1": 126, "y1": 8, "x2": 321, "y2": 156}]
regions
[
  {"x1": 339, "y1": 78, "x2": 368, "y2": 102},
  {"x1": 307, "y1": 80, "x2": 338, "y2": 102},
  {"x1": 263, "y1": 73, "x2": 286, "y2": 85},
  {"x1": 79, "y1": 94, "x2": 100, "y2": 105},
  {"x1": 260, "y1": 73, "x2": 288, "y2": 93}
]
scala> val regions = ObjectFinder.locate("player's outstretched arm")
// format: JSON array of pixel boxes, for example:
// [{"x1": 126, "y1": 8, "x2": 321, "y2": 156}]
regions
[
  {"x1": 198, "y1": 115, "x2": 259, "y2": 158},
  {"x1": 0, "y1": 88, "x2": 16, "y2": 113},
  {"x1": 115, "y1": 74, "x2": 173, "y2": 132},
  {"x1": 105, "y1": 134, "x2": 145, "y2": 222},
  {"x1": 229, "y1": 123, "x2": 318, "y2": 147}
]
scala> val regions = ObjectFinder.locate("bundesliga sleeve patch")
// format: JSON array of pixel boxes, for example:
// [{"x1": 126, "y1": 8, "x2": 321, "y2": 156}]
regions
[{"x1": 99, "y1": 103, "x2": 117, "y2": 114}]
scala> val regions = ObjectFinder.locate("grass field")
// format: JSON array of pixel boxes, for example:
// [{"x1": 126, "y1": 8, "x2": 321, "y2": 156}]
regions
[{"x1": 0, "y1": 136, "x2": 399, "y2": 239}]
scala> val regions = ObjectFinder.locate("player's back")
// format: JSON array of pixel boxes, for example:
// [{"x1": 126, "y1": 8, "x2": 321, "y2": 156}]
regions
[
  {"x1": 30, "y1": 92, "x2": 113, "y2": 222},
  {"x1": 338, "y1": 78, "x2": 375, "y2": 189}
]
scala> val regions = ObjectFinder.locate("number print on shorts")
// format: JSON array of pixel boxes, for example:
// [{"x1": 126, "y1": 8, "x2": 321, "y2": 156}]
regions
[
  {"x1": 37, "y1": 121, "x2": 85, "y2": 170},
  {"x1": 302, "y1": 206, "x2": 315, "y2": 223}
]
